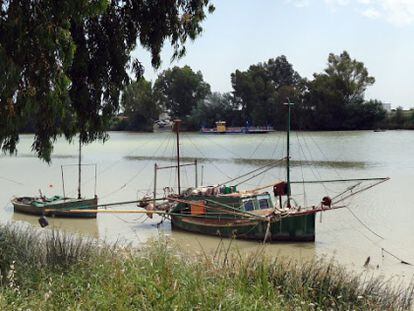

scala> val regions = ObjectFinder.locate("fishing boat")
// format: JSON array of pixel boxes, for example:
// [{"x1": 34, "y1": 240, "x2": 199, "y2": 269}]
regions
[
  {"x1": 12, "y1": 138, "x2": 98, "y2": 218},
  {"x1": 145, "y1": 104, "x2": 389, "y2": 242},
  {"x1": 12, "y1": 196, "x2": 98, "y2": 218}
]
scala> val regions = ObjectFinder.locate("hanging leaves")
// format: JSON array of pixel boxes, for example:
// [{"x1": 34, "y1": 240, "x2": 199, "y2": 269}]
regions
[{"x1": 0, "y1": 0, "x2": 214, "y2": 161}]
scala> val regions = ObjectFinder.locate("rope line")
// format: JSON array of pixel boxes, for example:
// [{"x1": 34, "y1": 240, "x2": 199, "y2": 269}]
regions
[
  {"x1": 101, "y1": 135, "x2": 171, "y2": 199},
  {"x1": 183, "y1": 133, "x2": 233, "y2": 180},
  {"x1": 345, "y1": 206, "x2": 384, "y2": 239}
]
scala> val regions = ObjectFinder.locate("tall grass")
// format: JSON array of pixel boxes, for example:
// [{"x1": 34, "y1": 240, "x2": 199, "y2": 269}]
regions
[{"x1": 0, "y1": 223, "x2": 413, "y2": 310}]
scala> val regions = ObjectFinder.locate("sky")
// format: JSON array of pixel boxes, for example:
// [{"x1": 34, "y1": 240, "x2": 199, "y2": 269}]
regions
[{"x1": 132, "y1": 0, "x2": 414, "y2": 109}]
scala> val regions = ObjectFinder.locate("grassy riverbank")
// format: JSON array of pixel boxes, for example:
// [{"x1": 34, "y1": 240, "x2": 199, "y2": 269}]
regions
[{"x1": 0, "y1": 224, "x2": 413, "y2": 310}]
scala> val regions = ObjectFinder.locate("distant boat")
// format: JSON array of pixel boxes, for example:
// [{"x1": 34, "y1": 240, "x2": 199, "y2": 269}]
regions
[
  {"x1": 373, "y1": 129, "x2": 386, "y2": 132},
  {"x1": 153, "y1": 112, "x2": 173, "y2": 132},
  {"x1": 153, "y1": 119, "x2": 173, "y2": 132},
  {"x1": 12, "y1": 138, "x2": 98, "y2": 218},
  {"x1": 201, "y1": 121, "x2": 274, "y2": 134}
]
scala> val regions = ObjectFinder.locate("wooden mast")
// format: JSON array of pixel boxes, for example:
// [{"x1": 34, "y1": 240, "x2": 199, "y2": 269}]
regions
[
  {"x1": 284, "y1": 102, "x2": 293, "y2": 208},
  {"x1": 77, "y1": 136, "x2": 82, "y2": 199},
  {"x1": 174, "y1": 119, "x2": 182, "y2": 195}
]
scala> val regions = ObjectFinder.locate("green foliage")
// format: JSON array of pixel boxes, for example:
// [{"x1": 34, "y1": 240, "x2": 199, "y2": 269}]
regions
[
  {"x1": 303, "y1": 51, "x2": 382, "y2": 130},
  {"x1": 0, "y1": 0, "x2": 214, "y2": 161},
  {"x1": 385, "y1": 107, "x2": 414, "y2": 129},
  {"x1": 188, "y1": 92, "x2": 240, "y2": 129},
  {"x1": 154, "y1": 65, "x2": 211, "y2": 119},
  {"x1": 392, "y1": 107, "x2": 405, "y2": 127},
  {"x1": 0, "y1": 224, "x2": 413, "y2": 310},
  {"x1": 120, "y1": 78, "x2": 159, "y2": 131},
  {"x1": 231, "y1": 56, "x2": 303, "y2": 129}
]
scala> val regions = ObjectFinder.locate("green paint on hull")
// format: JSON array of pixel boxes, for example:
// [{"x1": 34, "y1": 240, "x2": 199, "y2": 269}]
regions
[
  {"x1": 170, "y1": 195, "x2": 315, "y2": 242},
  {"x1": 171, "y1": 214, "x2": 315, "y2": 242},
  {"x1": 12, "y1": 197, "x2": 98, "y2": 218}
]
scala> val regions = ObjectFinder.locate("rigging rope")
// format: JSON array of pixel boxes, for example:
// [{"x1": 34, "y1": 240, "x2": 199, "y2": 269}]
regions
[
  {"x1": 0, "y1": 176, "x2": 24, "y2": 185},
  {"x1": 183, "y1": 133, "x2": 233, "y2": 180},
  {"x1": 295, "y1": 131, "x2": 308, "y2": 207},
  {"x1": 218, "y1": 158, "x2": 285, "y2": 186},
  {"x1": 345, "y1": 206, "x2": 384, "y2": 239},
  {"x1": 252, "y1": 133, "x2": 283, "y2": 188},
  {"x1": 234, "y1": 162, "x2": 283, "y2": 187},
  {"x1": 101, "y1": 134, "x2": 171, "y2": 199},
  {"x1": 234, "y1": 134, "x2": 269, "y2": 179},
  {"x1": 80, "y1": 135, "x2": 156, "y2": 187}
]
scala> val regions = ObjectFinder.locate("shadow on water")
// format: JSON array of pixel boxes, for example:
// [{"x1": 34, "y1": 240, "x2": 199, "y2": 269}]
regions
[
  {"x1": 0, "y1": 154, "x2": 77, "y2": 159},
  {"x1": 168, "y1": 228, "x2": 317, "y2": 261},
  {"x1": 12, "y1": 212, "x2": 99, "y2": 239},
  {"x1": 125, "y1": 155, "x2": 372, "y2": 169}
]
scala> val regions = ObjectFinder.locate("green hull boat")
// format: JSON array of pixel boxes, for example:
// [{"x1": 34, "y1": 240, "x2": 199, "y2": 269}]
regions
[
  {"x1": 170, "y1": 213, "x2": 315, "y2": 242},
  {"x1": 168, "y1": 194, "x2": 316, "y2": 242},
  {"x1": 12, "y1": 196, "x2": 98, "y2": 218},
  {"x1": 149, "y1": 114, "x2": 389, "y2": 243}
]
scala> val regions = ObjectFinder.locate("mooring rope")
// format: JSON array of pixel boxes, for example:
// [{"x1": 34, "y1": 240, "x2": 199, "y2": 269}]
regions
[
  {"x1": 345, "y1": 207, "x2": 384, "y2": 240},
  {"x1": 381, "y1": 248, "x2": 413, "y2": 266}
]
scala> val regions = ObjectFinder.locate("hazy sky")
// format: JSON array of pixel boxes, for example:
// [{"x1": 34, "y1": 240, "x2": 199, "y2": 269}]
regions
[{"x1": 132, "y1": 0, "x2": 414, "y2": 108}]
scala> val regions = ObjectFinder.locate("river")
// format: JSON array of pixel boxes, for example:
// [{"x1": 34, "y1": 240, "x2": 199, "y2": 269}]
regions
[{"x1": 1, "y1": 130, "x2": 413, "y2": 285}]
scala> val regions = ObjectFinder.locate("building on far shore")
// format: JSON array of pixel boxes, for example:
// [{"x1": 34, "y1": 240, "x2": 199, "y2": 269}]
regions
[{"x1": 382, "y1": 103, "x2": 391, "y2": 112}]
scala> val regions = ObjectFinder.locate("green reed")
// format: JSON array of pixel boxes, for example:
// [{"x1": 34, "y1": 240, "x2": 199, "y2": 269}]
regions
[{"x1": 0, "y1": 223, "x2": 412, "y2": 310}]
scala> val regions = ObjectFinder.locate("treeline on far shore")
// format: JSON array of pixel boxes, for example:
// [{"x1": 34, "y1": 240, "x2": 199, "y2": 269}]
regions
[
  {"x1": 381, "y1": 107, "x2": 414, "y2": 130},
  {"x1": 108, "y1": 51, "x2": 414, "y2": 132}
]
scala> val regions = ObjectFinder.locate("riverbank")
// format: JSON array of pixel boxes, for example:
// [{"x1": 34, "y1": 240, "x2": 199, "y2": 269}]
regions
[{"x1": 0, "y1": 224, "x2": 412, "y2": 310}]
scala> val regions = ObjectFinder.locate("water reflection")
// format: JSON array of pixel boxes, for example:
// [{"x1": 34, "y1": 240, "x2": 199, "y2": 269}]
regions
[
  {"x1": 125, "y1": 155, "x2": 370, "y2": 169},
  {"x1": 12, "y1": 212, "x2": 99, "y2": 239},
  {"x1": 169, "y1": 229, "x2": 316, "y2": 262}
]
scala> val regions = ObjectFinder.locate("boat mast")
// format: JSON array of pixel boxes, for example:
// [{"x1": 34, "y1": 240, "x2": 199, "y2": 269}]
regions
[
  {"x1": 284, "y1": 102, "x2": 293, "y2": 208},
  {"x1": 78, "y1": 136, "x2": 82, "y2": 199},
  {"x1": 174, "y1": 119, "x2": 182, "y2": 195}
]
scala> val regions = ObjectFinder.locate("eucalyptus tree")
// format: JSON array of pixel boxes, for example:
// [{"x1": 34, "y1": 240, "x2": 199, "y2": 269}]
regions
[
  {"x1": 120, "y1": 78, "x2": 159, "y2": 131},
  {"x1": 304, "y1": 51, "x2": 382, "y2": 130},
  {"x1": 231, "y1": 56, "x2": 303, "y2": 129},
  {"x1": 154, "y1": 65, "x2": 211, "y2": 119},
  {"x1": 0, "y1": 0, "x2": 214, "y2": 161}
]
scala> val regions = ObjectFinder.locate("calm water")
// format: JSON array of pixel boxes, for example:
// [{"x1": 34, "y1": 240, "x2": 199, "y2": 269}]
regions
[{"x1": 1, "y1": 131, "x2": 414, "y2": 284}]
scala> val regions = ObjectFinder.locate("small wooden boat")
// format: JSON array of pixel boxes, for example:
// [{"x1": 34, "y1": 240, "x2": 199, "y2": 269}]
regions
[
  {"x1": 12, "y1": 137, "x2": 99, "y2": 219},
  {"x1": 12, "y1": 196, "x2": 98, "y2": 218}
]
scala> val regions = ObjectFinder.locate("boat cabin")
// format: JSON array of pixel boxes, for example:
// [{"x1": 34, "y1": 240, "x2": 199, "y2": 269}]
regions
[
  {"x1": 215, "y1": 121, "x2": 227, "y2": 133},
  {"x1": 241, "y1": 194, "x2": 272, "y2": 212}
]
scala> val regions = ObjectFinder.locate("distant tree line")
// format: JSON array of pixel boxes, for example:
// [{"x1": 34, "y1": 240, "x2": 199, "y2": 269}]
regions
[
  {"x1": 114, "y1": 51, "x2": 407, "y2": 131},
  {"x1": 381, "y1": 107, "x2": 414, "y2": 129}
]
